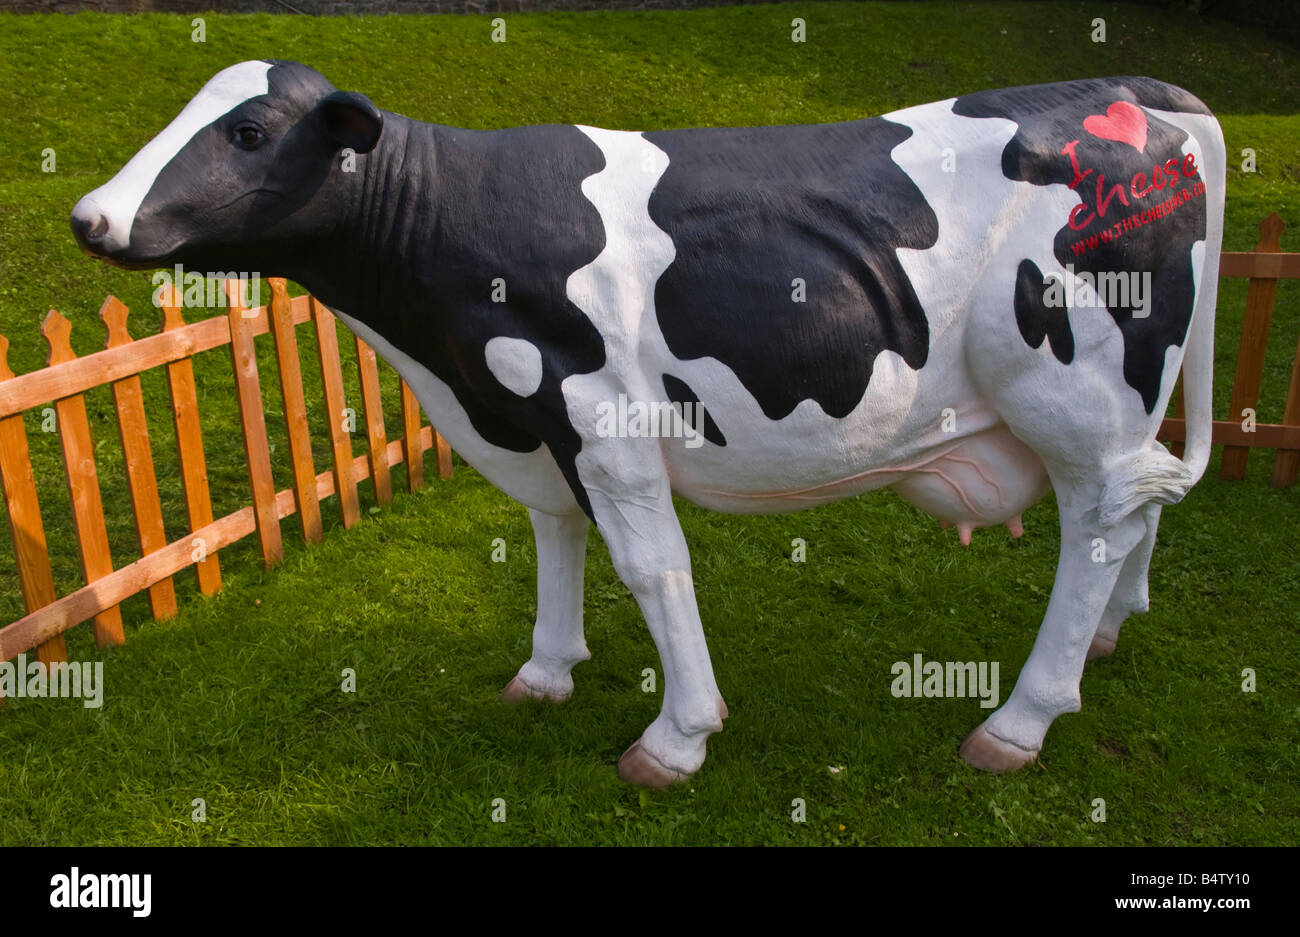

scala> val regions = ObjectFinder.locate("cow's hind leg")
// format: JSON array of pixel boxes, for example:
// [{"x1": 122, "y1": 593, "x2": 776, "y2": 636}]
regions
[
  {"x1": 961, "y1": 263, "x2": 1196, "y2": 769},
  {"x1": 961, "y1": 471, "x2": 1149, "y2": 772},
  {"x1": 501, "y1": 509, "x2": 592, "y2": 703},
  {"x1": 1088, "y1": 503, "x2": 1161, "y2": 662}
]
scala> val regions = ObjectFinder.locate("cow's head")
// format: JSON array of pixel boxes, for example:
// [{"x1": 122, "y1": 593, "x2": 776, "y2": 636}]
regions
[{"x1": 71, "y1": 60, "x2": 383, "y2": 272}]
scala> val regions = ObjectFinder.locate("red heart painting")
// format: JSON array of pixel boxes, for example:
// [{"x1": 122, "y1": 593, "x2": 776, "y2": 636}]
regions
[{"x1": 1082, "y1": 100, "x2": 1148, "y2": 153}]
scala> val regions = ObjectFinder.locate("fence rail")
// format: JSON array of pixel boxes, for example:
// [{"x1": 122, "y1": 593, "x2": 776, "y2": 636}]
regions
[{"x1": 0, "y1": 278, "x2": 452, "y2": 686}]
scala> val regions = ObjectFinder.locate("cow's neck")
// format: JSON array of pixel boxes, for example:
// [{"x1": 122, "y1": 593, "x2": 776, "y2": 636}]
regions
[
  {"x1": 262, "y1": 113, "x2": 607, "y2": 490},
  {"x1": 277, "y1": 111, "x2": 441, "y2": 322}
]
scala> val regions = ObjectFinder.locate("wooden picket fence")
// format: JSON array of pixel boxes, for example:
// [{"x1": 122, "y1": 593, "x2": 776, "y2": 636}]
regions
[
  {"x1": 1159, "y1": 213, "x2": 1300, "y2": 484},
  {"x1": 0, "y1": 277, "x2": 452, "y2": 684}
]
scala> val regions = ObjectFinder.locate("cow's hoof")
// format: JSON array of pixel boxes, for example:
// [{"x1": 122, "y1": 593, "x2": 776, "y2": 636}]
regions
[
  {"x1": 1086, "y1": 633, "x2": 1117, "y2": 662},
  {"x1": 499, "y1": 676, "x2": 568, "y2": 704},
  {"x1": 617, "y1": 739, "x2": 690, "y2": 789},
  {"x1": 960, "y1": 725, "x2": 1038, "y2": 773}
]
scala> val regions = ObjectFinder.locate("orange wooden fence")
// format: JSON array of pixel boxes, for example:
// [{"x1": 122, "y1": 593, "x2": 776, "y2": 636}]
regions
[
  {"x1": 1159, "y1": 213, "x2": 1300, "y2": 486},
  {"x1": 0, "y1": 277, "x2": 453, "y2": 687}
]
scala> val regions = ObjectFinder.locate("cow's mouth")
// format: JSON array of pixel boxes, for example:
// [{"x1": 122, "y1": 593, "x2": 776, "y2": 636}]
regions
[
  {"x1": 89, "y1": 252, "x2": 178, "y2": 272},
  {"x1": 214, "y1": 187, "x2": 285, "y2": 212},
  {"x1": 75, "y1": 237, "x2": 185, "y2": 271}
]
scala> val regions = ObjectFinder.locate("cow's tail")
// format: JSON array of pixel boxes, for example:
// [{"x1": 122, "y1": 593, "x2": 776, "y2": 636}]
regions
[{"x1": 1098, "y1": 112, "x2": 1224, "y2": 530}]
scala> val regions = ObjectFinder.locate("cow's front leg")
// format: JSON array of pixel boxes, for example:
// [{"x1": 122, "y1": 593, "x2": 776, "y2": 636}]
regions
[
  {"x1": 501, "y1": 508, "x2": 591, "y2": 703},
  {"x1": 577, "y1": 444, "x2": 727, "y2": 788}
]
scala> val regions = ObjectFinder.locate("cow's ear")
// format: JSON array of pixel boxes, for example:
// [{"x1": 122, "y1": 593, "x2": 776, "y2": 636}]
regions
[{"x1": 322, "y1": 91, "x2": 383, "y2": 154}]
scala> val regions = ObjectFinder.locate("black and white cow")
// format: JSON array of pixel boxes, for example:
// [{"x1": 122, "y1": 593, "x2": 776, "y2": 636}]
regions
[{"x1": 72, "y1": 61, "x2": 1224, "y2": 787}]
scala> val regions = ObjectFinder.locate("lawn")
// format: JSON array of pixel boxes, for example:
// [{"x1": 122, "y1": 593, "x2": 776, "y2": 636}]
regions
[{"x1": 0, "y1": 2, "x2": 1296, "y2": 845}]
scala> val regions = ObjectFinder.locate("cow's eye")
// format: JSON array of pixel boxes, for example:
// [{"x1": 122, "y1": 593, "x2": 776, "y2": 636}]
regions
[{"x1": 232, "y1": 124, "x2": 265, "y2": 150}]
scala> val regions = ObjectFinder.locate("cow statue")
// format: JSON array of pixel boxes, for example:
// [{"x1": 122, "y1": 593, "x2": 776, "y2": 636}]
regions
[{"x1": 72, "y1": 61, "x2": 1224, "y2": 788}]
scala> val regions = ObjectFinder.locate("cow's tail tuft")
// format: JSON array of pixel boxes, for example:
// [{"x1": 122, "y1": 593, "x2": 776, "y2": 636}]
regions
[
  {"x1": 1098, "y1": 445, "x2": 1196, "y2": 529},
  {"x1": 1099, "y1": 111, "x2": 1224, "y2": 531}
]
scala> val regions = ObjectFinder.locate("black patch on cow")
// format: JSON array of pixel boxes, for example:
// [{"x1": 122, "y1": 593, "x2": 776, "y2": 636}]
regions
[
  {"x1": 1013, "y1": 259, "x2": 1074, "y2": 364},
  {"x1": 265, "y1": 112, "x2": 610, "y2": 517},
  {"x1": 644, "y1": 119, "x2": 939, "y2": 421},
  {"x1": 953, "y1": 77, "x2": 1211, "y2": 413},
  {"x1": 663, "y1": 374, "x2": 726, "y2": 447}
]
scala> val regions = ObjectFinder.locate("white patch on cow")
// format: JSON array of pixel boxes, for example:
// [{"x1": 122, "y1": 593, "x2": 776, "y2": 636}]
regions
[
  {"x1": 565, "y1": 127, "x2": 676, "y2": 378},
  {"x1": 886, "y1": 100, "x2": 1029, "y2": 408},
  {"x1": 1146, "y1": 106, "x2": 1218, "y2": 288},
  {"x1": 326, "y1": 307, "x2": 578, "y2": 515},
  {"x1": 561, "y1": 126, "x2": 676, "y2": 507},
  {"x1": 484, "y1": 336, "x2": 544, "y2": 397},
  {"x1": 72, "y1": 60, "x2": 273, "y2": 253}
]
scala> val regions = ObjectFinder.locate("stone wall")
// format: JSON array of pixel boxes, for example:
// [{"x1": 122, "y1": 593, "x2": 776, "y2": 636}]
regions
[
  {"x1": 0, "y1": 0, "x2": 759, "y2": 13},
  {"x1": 1, "y1": 0, "x2": 1292, "y2": 48}
]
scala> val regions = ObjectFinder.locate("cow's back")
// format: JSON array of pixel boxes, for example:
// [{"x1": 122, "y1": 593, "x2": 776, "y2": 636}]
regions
[{"x1": 600, "y1": 79, "x2": 1223, "y2": 514}]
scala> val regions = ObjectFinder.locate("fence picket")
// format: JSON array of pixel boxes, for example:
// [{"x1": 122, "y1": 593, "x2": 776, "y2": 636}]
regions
[
  {"x1": 1271, "y1": 326, "x2": 1300, "y2": 488},
  {"x1": 42, "y1": 310, "x2": 125, "y2": 648},
  {"x1": 435, "y1": 430, "x2": 454, "y2": 481},
  {"x1": 161, "y1": 290, "x2": 222, "y2": 595},
  {"x1": 0, "y1": 333, "x2": 67, "y2": 669},
  {"x1": 401, "y1": 380, "x2": 425, "y2": 492},
  {"x1": 1220, "y1": 215, "x2": 1285, "y2": 480},
  {"x1": 101, "y1": 296, "x2": 177, "y2": 620},
  {"x1": 356, "y1": 337, "x2": 393, "y2": 506},
  {"x1": 312, "y1": 298, "x2": 361, "y2": 528},
  {"x1": 267, "y1": 279, "x2": 324, "y2": 543},
  {"x1": 1170, "y1": 377, "x2": 1186, "y2": 460},
  {"x1": 226, "y1": 280, "x2": 284, "y2": 568}
]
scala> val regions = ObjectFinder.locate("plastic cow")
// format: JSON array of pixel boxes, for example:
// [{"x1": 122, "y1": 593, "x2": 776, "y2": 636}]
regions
[{"x1": 72, "y1": 61, "x2": 1225, "y2": 787}]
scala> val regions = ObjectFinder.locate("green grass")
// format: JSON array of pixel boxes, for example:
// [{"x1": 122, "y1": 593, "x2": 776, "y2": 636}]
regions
[{"x1": 0, "y1": 2, "x2": 1297, "y2": 845}]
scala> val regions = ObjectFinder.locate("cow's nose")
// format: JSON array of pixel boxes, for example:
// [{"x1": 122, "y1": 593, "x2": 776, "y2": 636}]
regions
[{"x1": 71, "y1": 199, "x2": 111, "y2": 251}]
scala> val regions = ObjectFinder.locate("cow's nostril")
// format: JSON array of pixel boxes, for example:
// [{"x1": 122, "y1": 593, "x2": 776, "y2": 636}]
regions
[{"x1": 71, "y1": 207, "x2": 110, "y2": 248}]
